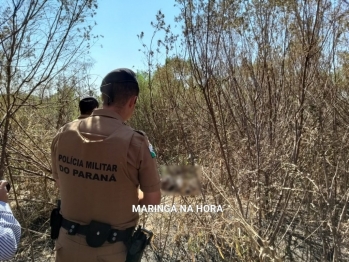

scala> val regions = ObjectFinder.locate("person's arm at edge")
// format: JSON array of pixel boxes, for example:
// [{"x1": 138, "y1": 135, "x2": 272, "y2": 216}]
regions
[{"x1": 0, "y1": 181, "x2": 21, "y2": 260}]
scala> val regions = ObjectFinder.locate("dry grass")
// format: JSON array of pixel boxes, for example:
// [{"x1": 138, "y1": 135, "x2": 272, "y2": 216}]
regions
[{"x1": 3, "y1": 0, "x2": 349, "y2": 261}]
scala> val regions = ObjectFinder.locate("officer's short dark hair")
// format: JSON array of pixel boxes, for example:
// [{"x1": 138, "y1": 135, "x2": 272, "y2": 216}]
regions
[
  {"x1": 79, "y1": 97, "x2": 99, "y2": 115},
  {"x1": 100, "y1": 68, "x2": 139, "y2": 107}
]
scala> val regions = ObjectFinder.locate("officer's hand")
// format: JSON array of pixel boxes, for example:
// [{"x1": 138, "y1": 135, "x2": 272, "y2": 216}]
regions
[
  {"x1": 138, "y1": 189, "x2": 144, "y2": 201},
  {"x1": 0, "y1": 180, "x2": 9, "y2": 203}
]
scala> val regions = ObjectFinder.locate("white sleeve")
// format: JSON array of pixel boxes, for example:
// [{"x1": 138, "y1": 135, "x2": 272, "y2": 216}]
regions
[{"x1": 0, "y1": 201, "x2": 21, "y2": 260}]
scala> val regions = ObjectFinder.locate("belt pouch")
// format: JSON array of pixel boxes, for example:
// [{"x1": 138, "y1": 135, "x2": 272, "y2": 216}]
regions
[{"x1": 86, "y1": 220, "x2": 111, "y2": 248}]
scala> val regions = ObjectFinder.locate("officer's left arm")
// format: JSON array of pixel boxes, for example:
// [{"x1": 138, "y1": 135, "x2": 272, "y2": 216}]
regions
[
  {"x1": 137, "y1": 177, "x2": 161, "y2": 206},
  {"x1": 137, "y1": 136, "x2": 161, "y2": 206},
  {"x1": 139, "y1": 191, "x2": 161, "y2": 206}
]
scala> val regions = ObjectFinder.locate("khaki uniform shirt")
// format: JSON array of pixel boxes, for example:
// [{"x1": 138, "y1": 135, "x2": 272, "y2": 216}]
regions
[{"x1": 51, "y1": 109, "x2": 160, "y2": 229}]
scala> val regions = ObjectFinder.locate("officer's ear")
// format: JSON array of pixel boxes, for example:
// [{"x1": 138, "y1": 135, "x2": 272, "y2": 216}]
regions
[{"x1": 127, "y1": 96, "x2": 137, "y2": 108}]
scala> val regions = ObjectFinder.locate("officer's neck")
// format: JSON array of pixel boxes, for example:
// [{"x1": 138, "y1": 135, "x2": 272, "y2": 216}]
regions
[{"x1": 103, "y1": 105, "x2": 130, "y2": 122}]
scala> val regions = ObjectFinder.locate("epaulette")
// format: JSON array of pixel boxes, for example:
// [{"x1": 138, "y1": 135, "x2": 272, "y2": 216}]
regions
[{"x1": 134, "y1": 130, "x2": 146, "y2": 136}]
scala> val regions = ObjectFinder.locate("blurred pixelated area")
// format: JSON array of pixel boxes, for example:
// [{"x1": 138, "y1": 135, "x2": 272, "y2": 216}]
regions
[{"x1": 159, "y1": 165, "x2": 201, "y2": 196}]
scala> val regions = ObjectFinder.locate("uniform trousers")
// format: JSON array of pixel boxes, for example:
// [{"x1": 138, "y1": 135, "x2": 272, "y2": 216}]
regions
[{"x1": 55, "y1": 227, "x2": 127, "y2": 262}]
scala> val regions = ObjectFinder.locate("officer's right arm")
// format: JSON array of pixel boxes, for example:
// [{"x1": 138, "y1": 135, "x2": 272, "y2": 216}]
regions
[
  {"x1": 50, "y1": 129, "x2": 62, "y2": 189},
  {"x1": 137, "y1": 137, "x2": 161, "y2": 206}
]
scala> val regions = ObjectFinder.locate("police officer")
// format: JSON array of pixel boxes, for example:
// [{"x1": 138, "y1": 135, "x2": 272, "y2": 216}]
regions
[
  {"x1": 78, "y1": 97, "x2": 99, "y2": 119},
  {"x1": 51, "y1": 68, "x2": 161, "y2": 262}
]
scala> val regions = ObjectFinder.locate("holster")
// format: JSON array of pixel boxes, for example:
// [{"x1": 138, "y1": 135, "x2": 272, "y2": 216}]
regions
[
  {"x1": 50, "y1": 200, "x2": 62, "y2": 240},
  {"x1": 125, "y1": 226, "x2": 153, "y2": 262}
]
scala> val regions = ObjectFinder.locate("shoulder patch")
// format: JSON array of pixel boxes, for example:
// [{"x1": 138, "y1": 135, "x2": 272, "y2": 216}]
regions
[
  {"x1": 133, "y1": 129, "x2": 156, "y2": 158},
  {"x1": 148, "y1": 142, "x2": 156, "y2": 158}
]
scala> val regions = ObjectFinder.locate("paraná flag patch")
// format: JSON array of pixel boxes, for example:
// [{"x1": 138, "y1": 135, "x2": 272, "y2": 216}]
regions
[{"x1": 149, "y1": 143, "x2": 156, "y2": 158}]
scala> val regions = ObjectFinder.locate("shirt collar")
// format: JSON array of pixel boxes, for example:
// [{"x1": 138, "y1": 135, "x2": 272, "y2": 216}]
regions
[
  {"x1": 78, "y1": 114, "x2": 90, "y2": 119},
  {"x1": 91, "y1": 108, "x2": 124, "y2": 122}
]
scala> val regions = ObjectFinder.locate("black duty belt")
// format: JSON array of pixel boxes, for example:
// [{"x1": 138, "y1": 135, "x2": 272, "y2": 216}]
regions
[{"x1": 61, "y1": 218, "x2": 134, "y2": 247}]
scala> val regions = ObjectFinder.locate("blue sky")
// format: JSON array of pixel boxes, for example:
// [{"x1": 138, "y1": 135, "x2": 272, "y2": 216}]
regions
[{"x1": 88, "y1": 0, "x2": 182, "y2": 85}]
